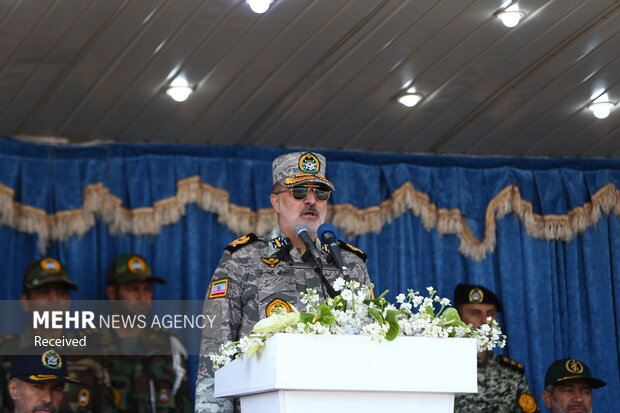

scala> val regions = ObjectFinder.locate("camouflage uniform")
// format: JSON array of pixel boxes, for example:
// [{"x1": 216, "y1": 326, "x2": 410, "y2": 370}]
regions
[
  {"x1": 76, "y1": 326, "x2": 192, "y2": 413},
  {"x1": 0, "y1": 258, "x2": 108, "y2": 413},
  {"x1": 454, "y1": 352, "x2": 539, "y2": 413},
  {"x1": 195, "y1": 226, "x2": 372, "y2": 413},
  {"x1": 65, "y1": 253, "x2": 192, "y2": 413}
]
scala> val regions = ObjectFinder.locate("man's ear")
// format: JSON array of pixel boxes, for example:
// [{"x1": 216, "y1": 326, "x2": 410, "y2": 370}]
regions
[
  {"x1": 8, "y1": 379, "x2": 20, "y2": 401},
  {"x1": 270, "y1": 193, "x2": 280, "y2": 213},
  {"x1": 106, "y1": 285, "x2": 116, "y2": 300},
  {"x1": 541, "y1": 390, "x2": 552, "y2": 408}
]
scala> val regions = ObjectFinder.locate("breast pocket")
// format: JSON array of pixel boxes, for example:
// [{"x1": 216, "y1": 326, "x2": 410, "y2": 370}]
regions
[{"x1": 257, "y1": 273, "x2": 298, "y2": 318}]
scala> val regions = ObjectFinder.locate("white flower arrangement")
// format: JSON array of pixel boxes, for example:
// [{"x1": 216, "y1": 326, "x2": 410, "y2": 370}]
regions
[{"x1": 210, "y1": 279, "x2": 506, "y2": 369}]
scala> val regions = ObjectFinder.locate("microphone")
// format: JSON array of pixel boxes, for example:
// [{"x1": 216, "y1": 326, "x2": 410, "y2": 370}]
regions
[
  {"x1": 318, "y1": 223, "x2": 349, "y2": 277},
  {"x1": 294, "y1": 224, "x2": 323, "y2": 264}
]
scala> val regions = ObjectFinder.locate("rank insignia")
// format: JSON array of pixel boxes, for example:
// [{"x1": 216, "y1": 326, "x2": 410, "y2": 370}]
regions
[
  {"x1": 261, "y1": 257, "x2": 281, "y2": 268},
  {"x1": 159, "y1": 388, "x2": 170, "y2": 403},
  {"x1": 518, "y1": 393, "x2": 537, "y2": 413},
  {"x1": 78, "y1": 388, "x2": 90, "y2": 407},
  {"x1": 225, "y1": 233, "x2": 258, "y2": 253},
  {"x1": 298, "y1": 152, "x2": 320, "y2": 174},
  {"x1": 266, "y1": 298, "x2": 292, "y2": 317},
  {"x1": 209, "y1": 279, "x2": 229, "y2": 298}
]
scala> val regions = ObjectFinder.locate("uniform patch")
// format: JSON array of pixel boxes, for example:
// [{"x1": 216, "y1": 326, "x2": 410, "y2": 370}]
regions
[
  {"x1": 261, "y1": 257, "x2": 280, "y2": 268},
  {"x1": 78, "y1": 388, "x2": 90, "y2": 407},
  {"x1": 40, "y1": 258, "x2": 61, "y2": 274},
  {"x1": 41, "y1": 349, "x2": 62, "y2": 369},
  {"x1": 159, "y1": 388, "x2": 170, "y2": 403},
  {"x1": 127, "y1": 256, "x2": 147, "y2": 273},
  {"x1": 209, "y1": 279, "x2": 229, "y2": 298},
  {"x1": 468, "y1": 287, "x2": 484, "y2": 303},
  {"x1": 518, "y1": 393, "x2": 537, "y2": 413},
  {"x1": 298, "y1": 152, "x2": 320, "y2": 174},
  {"x1": 565, "y1": 359, "x2": 584, "y2": 374},
  {"x1": 266, "y1": 299, "x2": 292, "y2": 317}
]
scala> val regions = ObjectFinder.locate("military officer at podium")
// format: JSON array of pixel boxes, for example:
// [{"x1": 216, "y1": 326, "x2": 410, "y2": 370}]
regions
[{"x1": 195, "y1": 152, "x2": 372, "y2": 413}]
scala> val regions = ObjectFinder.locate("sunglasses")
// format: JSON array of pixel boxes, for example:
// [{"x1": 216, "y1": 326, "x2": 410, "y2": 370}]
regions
[{"x1": 273, "y1": 186, "x2": 331, "y2": 201}]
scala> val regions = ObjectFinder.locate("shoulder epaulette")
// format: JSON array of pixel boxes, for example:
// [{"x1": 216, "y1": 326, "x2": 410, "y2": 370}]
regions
[
  {"x1": 338, "y1": 241, "x2": 367, "y2": 262},
  {"x1": 225, "y1": 233, "x2": 259, "y2": 253},
  {"x1": 500, "y1": 356, "x2": 525, "y2": 373}
]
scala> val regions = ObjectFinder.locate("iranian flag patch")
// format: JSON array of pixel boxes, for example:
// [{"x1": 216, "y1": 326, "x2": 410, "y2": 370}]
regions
[{"x1": 209, "y1": 279, "x2": 229, "y2": 298}]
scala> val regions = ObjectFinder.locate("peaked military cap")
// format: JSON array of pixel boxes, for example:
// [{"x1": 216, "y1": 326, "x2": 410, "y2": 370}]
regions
[
  {"x1": 23, "y1": 258, "x2": 77, "y2": 293},
  {"x1": 108, "y1": 254, "x2": 166, "y2": 285},
  {"x1": 453, "y1": 283, "x2": 503, "y2": 312},
  {"x1": 11, "y1": 349, "x2": 81, "y2": 385},
  {"x1": 544, "y1": 358, "x2": 606, "y2": 389},
  {"x1": 272, "y1": 151, "x2": 335, "y2": 191}
]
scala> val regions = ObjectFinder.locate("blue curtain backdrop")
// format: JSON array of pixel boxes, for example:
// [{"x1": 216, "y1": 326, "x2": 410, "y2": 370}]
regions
[{"x1": 0, "y1": 136, "x2": 619, "y2": 411}]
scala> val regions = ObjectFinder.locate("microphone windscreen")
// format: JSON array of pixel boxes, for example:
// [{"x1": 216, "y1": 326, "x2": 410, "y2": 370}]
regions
[
  {"x1": 294, "y1": 223, "x2": 309, "y2": 237},
  {"x1": 318, "y1": 223, "x2": 338, "y2": 243}
]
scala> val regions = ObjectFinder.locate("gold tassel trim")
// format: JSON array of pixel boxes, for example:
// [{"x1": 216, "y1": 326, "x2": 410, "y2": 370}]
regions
[{"x1": 0, "y1": 177, "x2": 618, "y2": 260}]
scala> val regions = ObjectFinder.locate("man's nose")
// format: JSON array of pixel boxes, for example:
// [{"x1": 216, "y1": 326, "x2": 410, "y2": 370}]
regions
[{"x1": 304, "y1": 189, "x2": 317, "y2": 204}]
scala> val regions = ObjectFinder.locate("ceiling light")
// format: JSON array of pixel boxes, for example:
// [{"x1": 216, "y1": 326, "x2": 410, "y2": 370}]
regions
[
  {"x1": 165, "y1": 85, "x2": 194, "y2": 102},
  {"x1": 494, "y1": 7, "x2": 526, "y2": 28},
  {"x1": 588, "y1": 101, "x2": 616, "y2": 119},
  {"x1": 397, "y1": 92, "x2": 423, "y2": 108},
  {"x1": 246, "y1": 0, "x2": 272, "y2": 14}
]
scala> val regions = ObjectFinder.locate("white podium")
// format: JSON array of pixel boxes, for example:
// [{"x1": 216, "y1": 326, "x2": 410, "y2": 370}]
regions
[{"x1": 214, "y1": 333, "x2": 477, "y2": 413}]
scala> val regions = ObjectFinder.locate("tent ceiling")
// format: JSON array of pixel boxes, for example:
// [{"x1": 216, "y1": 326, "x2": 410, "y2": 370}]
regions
[{"x1": 1, "y1": 0, "x2": 620, "y2": 157}]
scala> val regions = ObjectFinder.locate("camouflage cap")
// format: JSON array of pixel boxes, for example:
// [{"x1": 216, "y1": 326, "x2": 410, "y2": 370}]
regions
[
  {"x1": 108, "y1": 254, "x2": 166, "y2": 285},
  {"x1": 23, "y1": 258, "x2": 77, "y2": 293},
  {"x1": 272, "y1": 152, "x2": 335, "y2": 191},
  {"x1": 544, "y1": 358, "x2": 606, "y2": 388},
  {"x1": 453, "y1": 283, "x2": 503, "y2": 312},
  {"x1": 11, "y1": 349, "x2": 82, "y2": 385}
]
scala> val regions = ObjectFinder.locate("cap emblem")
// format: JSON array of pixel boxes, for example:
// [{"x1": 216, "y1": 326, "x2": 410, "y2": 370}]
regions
[
  {"x1": 127, "y1": 256, "x2": 147, "y2": 274},
  {"x1": 298, "y1": 153, "x2": 320, "y2": 174},
  {"x1": 468, "y1": 287, "x2": 484, "y2": 303},
  {"x1": 565, "y1": 359, "x2": 584, "y2": 374},
  {"x1": 41, "y1": 349, "x2": 62, "y2": 370},
  {"x1": 40, "y1": 258, "x2": 61, "y2": 274}
]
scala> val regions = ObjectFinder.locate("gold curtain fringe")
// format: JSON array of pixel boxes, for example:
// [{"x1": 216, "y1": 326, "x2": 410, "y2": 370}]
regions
[{"x1": 0, "y1": 178, "x2": 619, "y2": 259}]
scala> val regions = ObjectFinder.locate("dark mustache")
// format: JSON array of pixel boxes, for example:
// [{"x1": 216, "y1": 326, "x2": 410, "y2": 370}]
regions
[
  {"x1": 32, "y1": 402, "x2": 57, "y2": 413},
  {"x1": 302, "y1": 206, "x2": 318, "y2": 214}
]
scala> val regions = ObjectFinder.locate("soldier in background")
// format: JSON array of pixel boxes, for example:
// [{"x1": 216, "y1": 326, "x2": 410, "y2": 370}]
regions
[
  {"x1": 453, "y1": 283, "x2": 539, "y2": 413},
  {"x1": 542, "y1": 358, "x2": 606, "y2": 413},
  {"x1": 0, "y1": 258, "x2": 107, "y2": 413},
  {"x1": 79, "y1": 254, "x2": 192, "y2": 412},
  {"x1": 8, "y1": 349, "x2": 83, "y2": 413},
  {"x1": 195, "y1": 152, "x2": 372, "y2": 413}
]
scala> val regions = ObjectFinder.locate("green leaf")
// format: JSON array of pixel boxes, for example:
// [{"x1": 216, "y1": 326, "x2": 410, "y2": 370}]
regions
[
  {"x1": 385, "y1": 309, "x2": 400, "y2": 341},
  {"x1": 317, "y1": 304, "x2": 335, "y2": 325},
  {"x1": 299, "y1": 312, "x2": 315, "y2": 324},
  {"x1": 441, "y1": 307, "x2": 467, "y2": 328},
  {"x1": 368, "y1": 308, "x2": 384, "y2": 324}
]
